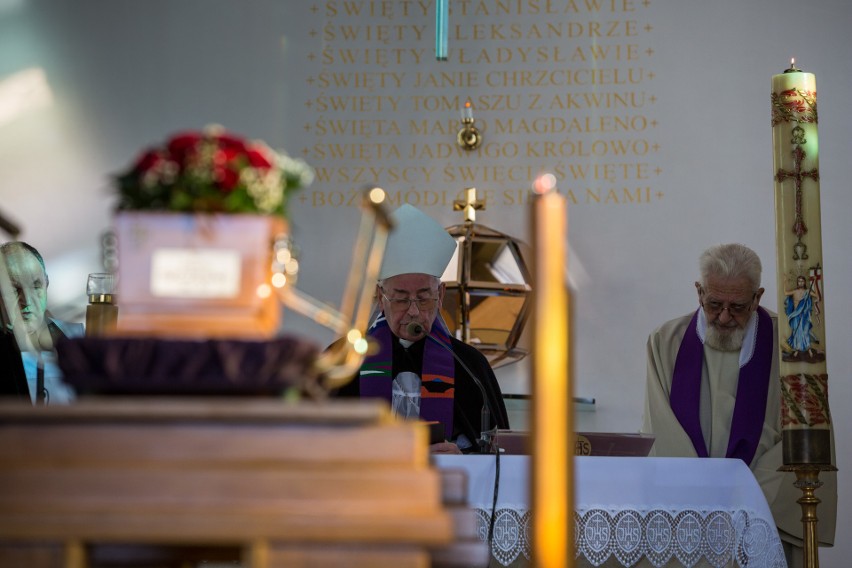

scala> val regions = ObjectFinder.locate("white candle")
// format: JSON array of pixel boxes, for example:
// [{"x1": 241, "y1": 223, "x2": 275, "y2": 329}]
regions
[
  {"x1": 461, "y1": 100, "x2": 473, "y2": 122},
  {"x1": 771, "y1": 60, "x2": 832, "y2": 465}
]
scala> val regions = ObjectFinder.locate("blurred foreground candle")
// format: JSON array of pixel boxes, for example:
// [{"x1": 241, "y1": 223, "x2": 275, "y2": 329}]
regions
[
  {"x1": 770, "y1": 60, "x2": 832, "y2": 466},
  {"x1": 529, "y1": 174, "x2": 573, "y2": 568}
]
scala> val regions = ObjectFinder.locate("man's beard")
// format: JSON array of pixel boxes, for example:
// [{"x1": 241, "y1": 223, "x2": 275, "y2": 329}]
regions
[{"x1": 704, "y1": 324, "x2": 746, "y2": 351}]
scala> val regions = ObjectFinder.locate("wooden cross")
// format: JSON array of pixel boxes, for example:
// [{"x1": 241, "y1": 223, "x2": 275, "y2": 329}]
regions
[{"x1": 453, "y1": 187, "x2": 485, "y2": 223}]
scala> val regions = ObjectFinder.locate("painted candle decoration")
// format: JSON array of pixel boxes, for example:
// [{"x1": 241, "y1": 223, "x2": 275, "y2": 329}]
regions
[{"x1": 771, "y1": 60, "x2": 832, "y2": 465}]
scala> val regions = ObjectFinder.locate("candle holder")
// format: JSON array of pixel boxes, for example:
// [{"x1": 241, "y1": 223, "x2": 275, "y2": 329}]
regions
[
  {"x1": 456, "y1": 119, "x2": 482, "y2": 150},
  {"x1": 779, "y1": 464, "x2": 837, "y2": 568},
  {"x1": 457, "y1": 101, "x2": 483, "y2": 151},
  {"x1": 85, "y1": 272, "x2": 118, "y2": 337}
]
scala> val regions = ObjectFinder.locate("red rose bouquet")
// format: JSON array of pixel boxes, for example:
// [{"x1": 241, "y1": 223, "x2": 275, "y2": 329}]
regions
[{"x1": 115, "y1": 125, "x2": 313, "y2": 216}]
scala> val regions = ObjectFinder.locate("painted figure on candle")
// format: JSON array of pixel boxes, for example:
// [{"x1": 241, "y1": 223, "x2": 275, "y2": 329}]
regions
[{"x1": 782, "y1": 271, "x2": 824, "y2": 362}]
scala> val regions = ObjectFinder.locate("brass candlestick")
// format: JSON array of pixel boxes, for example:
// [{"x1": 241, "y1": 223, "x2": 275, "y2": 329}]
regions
[
  {"x1": 272, "y1": 186, "x2": 393, "y2": 390},
  {"x1": 779, "y1": 464, "x2": 837, "y2": 568},
  {"x1": 457, "y1": 100, "x2": 483, "y2": 150}
]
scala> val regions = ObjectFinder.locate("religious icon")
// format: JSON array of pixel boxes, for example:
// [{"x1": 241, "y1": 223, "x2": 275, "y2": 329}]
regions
[{"x1": 781, "y1": 266, "x2": 825, "y2": 363}]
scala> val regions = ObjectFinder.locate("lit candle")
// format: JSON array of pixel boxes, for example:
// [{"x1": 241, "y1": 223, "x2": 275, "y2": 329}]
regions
[
  {"x1": 771, "y1": 60, "x2": 832, "y2": 465},
  {"x1": 461, "y1": 99, "x2": 473, "y2": 122},
  {"x1": 529, "y1": 174, "x2": 573, "y2": 567}
]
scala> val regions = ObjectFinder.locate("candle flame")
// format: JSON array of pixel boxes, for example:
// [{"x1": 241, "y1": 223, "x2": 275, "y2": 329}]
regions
[
  {"x1": 533, "y1": 173, "x2": 558, "y2": 194},
  {"x1": 461, "y1": 99, "x2": 474, "y2": 121},
  {"x1": 784, "y1": 58, "x2": 800, "y2": 73},
  {"x1": 368, "y1": 186, "x2": 386, "y2": 204}
]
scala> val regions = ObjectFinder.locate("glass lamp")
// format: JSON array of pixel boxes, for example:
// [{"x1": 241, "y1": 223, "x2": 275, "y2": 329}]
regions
[{"x1": 440, "y1": 189, "x2": 532, "y2": 368}]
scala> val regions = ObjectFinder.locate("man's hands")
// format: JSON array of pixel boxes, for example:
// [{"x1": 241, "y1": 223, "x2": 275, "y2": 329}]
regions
[{"x1": 430, "y1": 441, "x2": 462, "y2": 454}]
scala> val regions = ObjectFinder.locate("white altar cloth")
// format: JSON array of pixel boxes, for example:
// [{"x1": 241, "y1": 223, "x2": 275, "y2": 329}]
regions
[{"x1": 433, "y1": 455, "x2": 786, "y2": 568}]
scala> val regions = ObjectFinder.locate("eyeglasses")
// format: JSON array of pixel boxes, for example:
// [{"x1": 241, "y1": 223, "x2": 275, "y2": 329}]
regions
[
  {"x1": 699, "y1": 287, "x2": 756, "y2": 317},
  {"x1": 381, "y1": 291, "x2": 439, "y2": 312}
]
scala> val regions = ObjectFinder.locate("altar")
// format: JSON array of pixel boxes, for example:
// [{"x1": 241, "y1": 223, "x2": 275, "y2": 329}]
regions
[{"x1": 433, "y1": 455, "x2": 787, "y2": 568}]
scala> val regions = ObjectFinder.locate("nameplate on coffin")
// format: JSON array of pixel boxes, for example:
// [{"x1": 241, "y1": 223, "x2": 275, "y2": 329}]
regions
[{"x1": 150, "y1": 248, "x2": 242, "y2": 299}]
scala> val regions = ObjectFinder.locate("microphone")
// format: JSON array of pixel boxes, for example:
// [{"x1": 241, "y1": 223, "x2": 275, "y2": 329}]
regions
[{"x1": 415, "y1": 324, "x2": 495, "y2": 454}]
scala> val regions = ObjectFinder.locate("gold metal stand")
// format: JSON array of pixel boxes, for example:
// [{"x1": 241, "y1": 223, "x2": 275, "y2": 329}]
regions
[
  {"x1": 456, "y1": 118, "x2": 482, "y2": 150},
  {"x1": 273, "y1": 186, "x2": 393, "y2": 390},
  {"x1": 780, "y1": 464, "x2": 837, "y2": 568}
]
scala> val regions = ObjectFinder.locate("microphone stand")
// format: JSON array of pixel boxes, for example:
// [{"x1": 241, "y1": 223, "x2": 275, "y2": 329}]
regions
[
  {"x1": 414, "y1": 322, "x2": 502, "y2": 552},
  {"x1": 411, "y1": 322, "x2": 495, "y2": 454}
]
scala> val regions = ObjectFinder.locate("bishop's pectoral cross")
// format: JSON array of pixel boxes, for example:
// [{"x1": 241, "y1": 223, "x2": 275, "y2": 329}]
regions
[
  {"x1": 775, "y1": 125, "x2": 819, "y2": 260},
  {"x1": 453, "y1": 187, "x2": 485, "y2": 223}
]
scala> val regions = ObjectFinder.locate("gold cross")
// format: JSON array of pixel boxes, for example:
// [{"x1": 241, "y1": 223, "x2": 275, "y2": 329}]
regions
[{"x1": 453, "y1": 187, "x2": 485, "y2": 223}]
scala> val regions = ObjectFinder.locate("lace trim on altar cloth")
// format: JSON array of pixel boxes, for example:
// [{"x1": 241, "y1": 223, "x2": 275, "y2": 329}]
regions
[{"x1": 474, "y1": 507, "x2": 787, "y2": 568}]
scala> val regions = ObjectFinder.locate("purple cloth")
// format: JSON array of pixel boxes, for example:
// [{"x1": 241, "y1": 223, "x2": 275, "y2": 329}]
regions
[
  {"x1": 359, "y1": 314, "x2": 456, "y2": 439},
  {"x1": 670, "y1": 307, "x2": 773, "y2": 464},
  {"x1": 55, "y1": 336, "x2": 320, "y2": 395}
]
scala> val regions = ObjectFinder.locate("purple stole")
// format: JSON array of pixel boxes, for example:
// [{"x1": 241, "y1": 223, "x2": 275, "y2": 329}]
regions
[
  {"x1": 358, "y1": 314, "x2": 456, "y2": 439},
  {"x1": 670, "y1": 307, "x2": 773, "y2": 465}
]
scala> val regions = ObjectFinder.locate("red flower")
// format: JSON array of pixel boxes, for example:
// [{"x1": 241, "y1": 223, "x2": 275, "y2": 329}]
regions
[
  {"x1": 214, "y1": 132, "x2": 249, "y2": 154},
  {"x1": 216, "y1": 146, "x2": 242, "y2": 165},
  {"x1": 214, "y1": 166, "x2": 239, "y2": 191},
  {"x1": 133, "y1": 149, "x2": 163, "y2": 173},
  {"x1": 246, "y1": 146, "x2": 273, "y2": 169},
  {"x1": 116, "y1": 125, "x2": 312, "y2": 215},
  {"x1": 167, "y1": 132, "x2": 202, "y2": 162}
]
